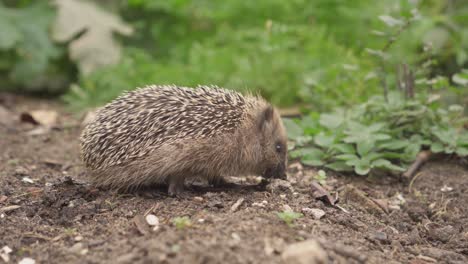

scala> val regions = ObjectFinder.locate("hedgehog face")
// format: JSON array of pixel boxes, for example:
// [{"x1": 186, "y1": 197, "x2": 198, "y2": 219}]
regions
[{"x1": 258, "y1": 106, "x2": 288, "y2": 180}]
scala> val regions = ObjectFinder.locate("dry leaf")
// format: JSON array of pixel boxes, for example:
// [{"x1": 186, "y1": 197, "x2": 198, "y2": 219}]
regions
[
  {"x1": 311, "y1": 181, "x2": 338, "y2": 206},
  {"x1": 20, "y1": 110, "x2": 58, "y2": 126},
  {"x1": 0, "y1": 105, "x2": 15, "y2": 126},
  {"x1": 52, "y1": 0, "x2": 133, "y2": 75}
]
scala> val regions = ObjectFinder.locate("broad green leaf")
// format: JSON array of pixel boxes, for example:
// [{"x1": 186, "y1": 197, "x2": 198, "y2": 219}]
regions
[
  {"x1": 371, "y1": 159, "x2": 405, "y2": 171},
  {"x1": 456, "y1": 147, "x2": 468, "y2": 156},
  {"x1": 314, "y1": 132, "x2": 335, "y2": 148},
  {"x1": 302, "y1": 158, "x2": 324, "y2": 167},
  {"x1": 319, "y1": 112, "x2": 344, "y2": 129},
  {"x1": 357, "y1": 140, "x2": 374, "y2": 156},
  {"x1": 378, "y1": 140, "x2": 409, "y2": 150},
  {"x1": 299, "y1": 147, "x2": 326, "y2": 166},
  {"x1": 430, "y1": 142, "x2": 444, "y2": 153},
  {"x1": 283, "y1": 118, "x2": 303, "y2": 140},
  {"x1": 325, "y1": 162, "x2": 353, "y2": 172},
  {"x1": 354, "y1": 162, "x2": 371, "y2": 175},
  {"x1": 335, "y1": 154, "x2": 359, "y2": 161},
  {"x1": 0, "y1": 18, "x2": 22, "y2": 49},
  {"x1": 452, "y1": 72, "x2": 468, "y2": 86},
  {"x1": 330, "y1": 143, "x2": 354, "y2": 154}
]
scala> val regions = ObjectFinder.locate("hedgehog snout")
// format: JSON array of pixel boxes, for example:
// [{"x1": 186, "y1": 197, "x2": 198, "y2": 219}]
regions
[{"x1": 263, "y1": 162, "x2": 287, "y2": 180}]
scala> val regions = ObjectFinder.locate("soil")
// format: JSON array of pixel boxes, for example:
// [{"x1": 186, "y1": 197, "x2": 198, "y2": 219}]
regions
[{"x1": 1, "y1": 94, "x2": 467, "y2": 264}]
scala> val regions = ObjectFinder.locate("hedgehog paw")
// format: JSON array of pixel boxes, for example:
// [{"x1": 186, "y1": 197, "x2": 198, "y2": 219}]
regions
[{"x1": 168, "y1": 182, "x2": 186, "y2": 198}]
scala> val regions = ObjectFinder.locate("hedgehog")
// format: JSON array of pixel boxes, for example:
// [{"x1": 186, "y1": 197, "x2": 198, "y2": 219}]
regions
[{"x1": 80, "y1": 85, "x2": 288, "y2": 196}]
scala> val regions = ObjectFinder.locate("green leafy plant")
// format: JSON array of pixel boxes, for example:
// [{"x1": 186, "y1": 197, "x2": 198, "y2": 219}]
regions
[
  {"x1": 172, "y1": 216, "x2": 192, "y2": 230},
  {"x1": 0, "y1": 2, "x2": 64, "y2": 92},
  {"x1": 287, "y1": 92, "x2": 467, "y2": 176},
  {"x1": 276, "y1": 211, "x2": 303, "y2": 227},
  {"x1": 286, "y1": 7, "x2": 468, "y2": 176},
  {"x1": 315, "y1": 170, "x2": 327, "y2": 184}
]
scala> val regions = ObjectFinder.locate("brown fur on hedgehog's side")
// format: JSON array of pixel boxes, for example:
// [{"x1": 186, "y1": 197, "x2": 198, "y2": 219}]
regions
[{"x1": 80, "y1": 85, "x2": 288, "y2": 196}]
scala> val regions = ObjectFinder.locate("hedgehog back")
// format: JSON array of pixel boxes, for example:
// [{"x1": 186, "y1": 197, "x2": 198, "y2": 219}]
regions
[{"x1": 81, "y1": 85, "x2": 249, "y2": 170}]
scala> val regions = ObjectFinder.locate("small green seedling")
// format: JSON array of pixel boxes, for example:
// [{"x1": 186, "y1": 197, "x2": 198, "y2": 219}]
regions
[
  {"x1": 172, "y1": 216, "x2": 192, "y2": 230},
  {"x1": 277, "y1": 211, "x2": 303, "y2": 227},
  {"x1": 315, "y1": 170, "x2": 327, "y2": 184}
]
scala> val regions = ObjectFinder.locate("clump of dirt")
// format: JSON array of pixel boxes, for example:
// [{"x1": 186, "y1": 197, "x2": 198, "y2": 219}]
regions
[{"x1": 1, "y1": 94, "x2": 467, "y2": 264}]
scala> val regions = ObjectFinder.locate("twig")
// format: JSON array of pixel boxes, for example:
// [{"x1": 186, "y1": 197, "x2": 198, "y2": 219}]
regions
[
  {"x1": 230, "y1": 198, "x2": 245, "y2": 212},
  {"x1": 408, "y1": 172, "x2": 423, "y2": 194},
  {"x1": 402, "y1": 151, "x2": 432, "y2": 179}
]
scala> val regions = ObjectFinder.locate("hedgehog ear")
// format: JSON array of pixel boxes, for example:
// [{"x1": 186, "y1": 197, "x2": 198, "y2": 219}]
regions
[{"x1": 258, "y1": 105, "x2": 274, "y2": 131}]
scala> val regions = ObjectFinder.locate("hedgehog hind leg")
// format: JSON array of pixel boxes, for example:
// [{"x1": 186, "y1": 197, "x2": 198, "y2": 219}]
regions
[{"x1": 167, "y1": 174, "x2": 186, "y2": 197}]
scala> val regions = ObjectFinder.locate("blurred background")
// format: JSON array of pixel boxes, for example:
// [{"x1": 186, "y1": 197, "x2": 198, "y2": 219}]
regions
[{"x1": 0, "y1": 0, "x2": 467, "y2": 112}]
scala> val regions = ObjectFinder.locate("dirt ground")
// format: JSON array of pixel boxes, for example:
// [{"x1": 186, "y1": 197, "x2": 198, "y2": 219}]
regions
[{"x1": 1, "y1": 94, "x2": 467, "y2": 264}]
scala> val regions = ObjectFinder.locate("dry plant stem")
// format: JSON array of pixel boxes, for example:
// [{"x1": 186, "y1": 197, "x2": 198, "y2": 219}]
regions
[{"x1": 403, "y1": 151, "x2": 432, "y2": 179}]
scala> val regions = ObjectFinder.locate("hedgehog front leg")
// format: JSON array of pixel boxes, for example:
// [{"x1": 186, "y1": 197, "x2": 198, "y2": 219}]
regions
[{"x1": 168, "y1": 175, "x2": 185, "y2": 197}]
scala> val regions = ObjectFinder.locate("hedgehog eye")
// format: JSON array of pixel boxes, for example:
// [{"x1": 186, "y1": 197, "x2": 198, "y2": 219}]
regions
[{"x1": 275, "y1": 143, "x2": 282, "y2": 153}]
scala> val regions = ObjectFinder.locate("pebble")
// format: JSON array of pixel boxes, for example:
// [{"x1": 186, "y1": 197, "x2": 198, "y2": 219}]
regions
[
  {"x1": 0, "y1": 246, "x2": 12, "y2": 262},
  {"x1": 282, "y1": 240, "x2": 327, "y2": 264},
  {"x1": 193, "y1": 196, "x2": 203, "y2": 202},
  {"x1": 22, "y1": 177, "x2": 34, "y2": 184},
  {"x1": 18, "y1": 257, "x2": 36, "y2": 264},
  {"x1": 145, "y1": 214, "x2": 160, "y2": 231},
  {"x1": 252, "y1": 200, "x2": 268, "y2": 208},
  {"x1": 302, "y1": 208, "x2": 326, "y2": 220}
]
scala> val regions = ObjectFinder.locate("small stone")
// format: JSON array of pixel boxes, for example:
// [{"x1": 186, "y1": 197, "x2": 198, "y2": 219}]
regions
[
  {"x1": 197, "y1": 219, "x2": 205, "y2": 223},
  {"x1": 145, "y1": 214, "x2": 159, "y2": 226},
  {"x1": 193, "y1": 196, "x2": 203, "y2": 202},
  {"x1": 230, "y1": 198, "x2": 244, "y2": 212},
  {"x1": 302, "y1": 208, "x2": 326, "y2": 220},
  {"x1": 69, "y1": 243, "x2": 84, "y2": 254},
  {"x1": 282, "y1": 204, "x2": 293, "y2": 212},
  {"x1": 14, "y1": 167, "x2": 28, "y2": 176},
  {"x1": 74, "y1": 235, "x2": 83, "y2": 241},
  {"x1": 0, "y1": 246, "x2": 13, "y2": 262},
  {"x1": 18, "y1": 258, "x2": 36, "y2": 264},
  {"x1": 280, "y1": 194, "x2": 286, "y2": 199},
  {"x1": 282, "y1": 240, "x2": 327, "y2": 264},
  {"x1": 252, "y1": 200, "x2": 268, "y2": 208},
  {"x1": 22, "y1": 177, "x2": 34, "y2": 184},
  {"x1": 427, "y1": 224, "x2": 455, "y2": 243},
  {"x1": 440, "y1": 185, "x2": 453, "y2": 192},
  {"x1": 372, "y1": 231, "x2": 389, "y2": 243},
  {"x1": 231, "y1": 233, "x2": 241, "y2": 241}
]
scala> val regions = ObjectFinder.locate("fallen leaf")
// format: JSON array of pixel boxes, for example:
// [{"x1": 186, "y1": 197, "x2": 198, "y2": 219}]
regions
[
  {"x1": 302, "y1": 208, "x2": 326, "y2": 220},
  {"x1": 0, "y1": 105, "x2": 15, "y2": 126},
  {"x1": 26, "y1": 126, "x2": 51, "y2": 136},
  {"x1": 342, "y1": 185, "x2": 385, "y2": 216},
  {"x1": 370, "y1": 198, "x2": 389, "y2": 214},
  {"x1": 20, "y1": 110, "x2": 58, "y2": 126},
  {"x1": 133, "y1": 215, "x2": 150, "y2": 235},
  {"x1": 0, "y1": 205, "x2": 21, "y2": 213},
  {"x1": 0, "y1": 246, "x2": 12, "y2": 263},
  {"x1": 0, "y1": 195, "x2": 7, "y2": 203},
  {"x1": 52, "y1": 0, "x2": 133, "y2": 75},
  {"x1": 230, "y1": 198, "x2": 245, "y2": 212},
  {"x1": 22, "y1": 177, "x2": 34, "y2": 184},
  {"x1": 311, "y1": 181, "x2": 338, "y2": 206},
  {"x1": 43, "y1": 159, "x2": 63, "y2": 168}
]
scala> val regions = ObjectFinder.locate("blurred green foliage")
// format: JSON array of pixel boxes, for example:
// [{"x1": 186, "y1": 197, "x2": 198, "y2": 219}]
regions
[
  {"x1": 0, "y1": 2, "x2": 73, "y2": 93},
  {"x1": 0, "y1": 0, "x2": 467, "y2": 110}
]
